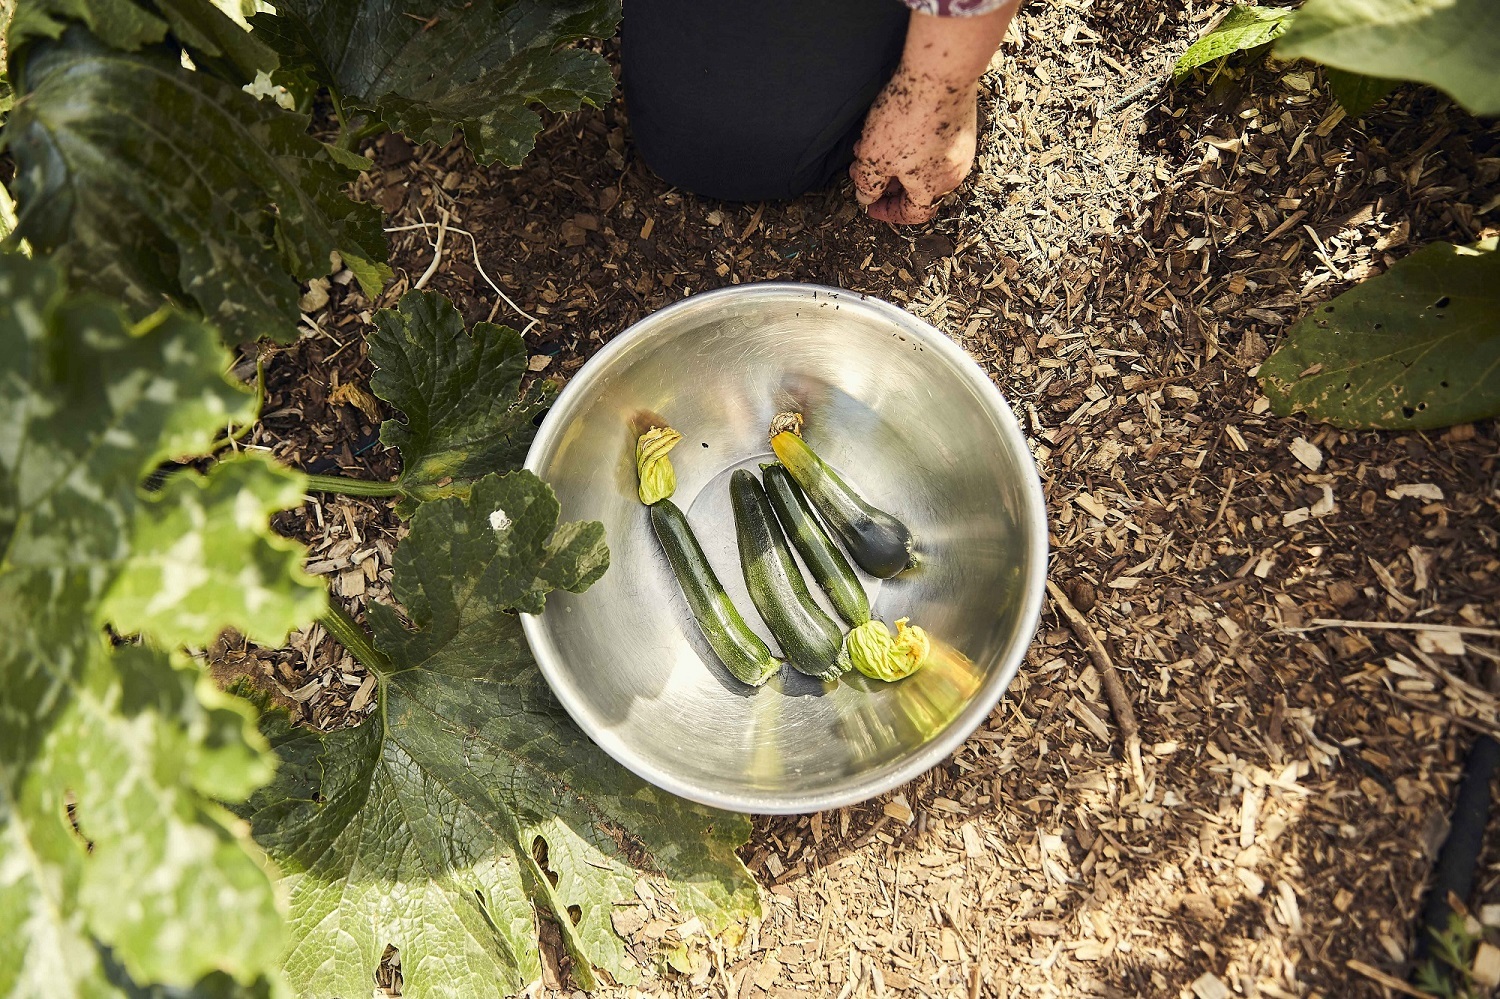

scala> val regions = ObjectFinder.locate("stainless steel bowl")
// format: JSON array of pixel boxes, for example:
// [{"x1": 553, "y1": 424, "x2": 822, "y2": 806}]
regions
[{"x1": 522, "y1": 283, "x2": 1047, "y2": 814}]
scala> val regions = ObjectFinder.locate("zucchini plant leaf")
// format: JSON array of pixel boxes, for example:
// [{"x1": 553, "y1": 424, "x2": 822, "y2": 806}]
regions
[
  {"x1": 1, "y1": 27, "x2": 388, "y2": 344},
  {"x1": 254, "y1": 0, "x2": 619, "y2": 166},
  {"x1": 1277, "y1": 0, "x2": 1500, "y2": 116},
  {"x1": 7, "y1": 0, "x2": 280, "y2": 83},
  {"x1": 0, "y1": 252, "x2": 322, "y2": 994},
  {"x1": 5, "y1": 646, "x2": 286, "y2": 993},
  {"x1": 242, "y1": 471, "x2": 761, "y2": 999},
  {"x1": 1173, "y1": 4, "x2": 1293, "y2": 80},
  {"x1": 367, "y1": 290, "x2": 552, "y2": 518},
  {"x1": 1325, "y1": 66, "x2": 1397, "y2": 118},
  {"x1": 1259, "y1": 241, "x2": 1500, "y2": 429},
  {"x1": 100, "y1": 453, "x2": 327, "y2": 648}
]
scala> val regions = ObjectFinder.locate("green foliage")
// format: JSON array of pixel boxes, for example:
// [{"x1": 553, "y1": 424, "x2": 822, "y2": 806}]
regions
[
  {"x1": 100, "y1": 454, "x2": 327, "y2": 647},
  {"x1": 1173, "y1": 4, "x2": 1294, "y2": 79},
  {"x1": 1415, "y1": 913, "x2": 1481, "y2": 998},
  {"x1": 0, "y1": 252, "x2": 323, "y2": 995},
  {"x1": 368, "y1": 289, "x2": 553, "y2": 517},
  {"x1": 7, "y1": 0, "x2": 278, "y2": 81},
  {"x1": 255, "y1": 0, "x2": 619, "y2": 166},
  {"x1": 1324, "y1": 66, "x2": 1396, "y2": 117},
  {"x1": 1, "y1": 19, "x2": 388, "y2": 344},
  {"x1": 242, "y1": 471, "x2": 760, "y2": 998},
  {"x1": 1259, "y1": 240, "x2": 1500, "y2": 429},
  {"x1": 1278, "y1": 0, "x2": 1500, "y2": 117}
]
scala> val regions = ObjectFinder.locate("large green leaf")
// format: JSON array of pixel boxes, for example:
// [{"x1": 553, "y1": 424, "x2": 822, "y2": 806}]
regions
[
  {"x1": 1278, "y1": 0, "x2": 1500, "y2": 117},
  {"x1": 6, "y1": 0, "x2": 280, "y2": 86},
  {"x1": 1173, "y1": 4, "x2": 1294, "y2": 79},
  {"x1": 1259, "y1": 241, "x2": 1500, "y2": 429},
  {"x1": 367, "y1": 290, "x2": 552, "y2": 518},
  {"x1": 100, "y1": 453, "x2": 327, "y2": 648},
  {"x1": 0, "y1": 252, "x2": 321, "y2": 994},
  {"x1": 1325, "y1": 66, "x2": 1397, "y2": 117},
  {"x1": 243, "y1": 471, "x2": 760, "y2": 998},
  {"x1": 255, "y1": 0, "x2": 619, "y2": 166},
  {"x1": 5, "y1": 647, "x2": 286, "y2": 994},
  {"x1": 1, "y1": 26, "x2": 388, "y2": 344}
]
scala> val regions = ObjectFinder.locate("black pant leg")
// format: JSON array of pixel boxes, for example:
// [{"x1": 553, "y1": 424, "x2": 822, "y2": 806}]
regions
[{"x1": 621, "y1": 0, "x2": 910, "y2": 203}]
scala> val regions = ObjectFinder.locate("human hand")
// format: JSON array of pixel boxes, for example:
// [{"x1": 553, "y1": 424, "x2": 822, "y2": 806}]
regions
[{"x1": 850, "y1": 67, "x2": 979, "y2": 225}]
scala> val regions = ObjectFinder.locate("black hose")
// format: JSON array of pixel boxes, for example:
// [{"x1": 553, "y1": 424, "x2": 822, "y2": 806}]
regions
[{"x1": 1414, "y1": 734, "x2": 1500, "y2": 962}]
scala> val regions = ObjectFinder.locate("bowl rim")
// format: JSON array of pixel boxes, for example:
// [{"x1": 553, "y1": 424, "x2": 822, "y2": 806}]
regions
[{"x1": 522, "y1": 281, "x2": 1048, "y2": 815}]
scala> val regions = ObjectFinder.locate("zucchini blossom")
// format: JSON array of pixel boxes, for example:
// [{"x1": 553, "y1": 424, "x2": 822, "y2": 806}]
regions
[
  {"x1": 847, "y1": 617, "x2": 931, "y2": 681},
  {"x1": 636, "y1": 426, "x2": 682, "y2": 505}
]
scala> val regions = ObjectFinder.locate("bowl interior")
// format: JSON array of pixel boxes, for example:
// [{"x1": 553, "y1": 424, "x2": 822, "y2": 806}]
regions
[{"x1": 524, "y1": 285, "x2": 1045, "y2": 813}]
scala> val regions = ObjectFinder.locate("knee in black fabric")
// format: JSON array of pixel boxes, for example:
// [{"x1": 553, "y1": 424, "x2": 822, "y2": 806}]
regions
[{"x1": 621, "y1": 0, "x2": 908, "y2": 202}]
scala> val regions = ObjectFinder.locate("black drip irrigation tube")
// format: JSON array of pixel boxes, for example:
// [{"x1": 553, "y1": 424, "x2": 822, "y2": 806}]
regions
[{"x1": 1412, "y1": 734, "x2": 1500, "y2": 980}]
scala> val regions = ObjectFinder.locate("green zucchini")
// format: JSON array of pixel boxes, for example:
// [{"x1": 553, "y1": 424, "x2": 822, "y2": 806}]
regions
[
  {"x1": 729, "y1": 469, "x2": 850, "y2": 680},
  {"x1": 761, "y1": 462, "x2": 870, "y2": 627},
  {"x1": 649, "y1": 499, "x2": 782, "y2": 686},
  {"x1": 769, "y1": 419, "x2": 917, "y2": 579}
]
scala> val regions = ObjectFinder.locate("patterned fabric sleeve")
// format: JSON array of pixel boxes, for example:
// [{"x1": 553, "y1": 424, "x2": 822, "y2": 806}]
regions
[{"x1": 902, "y1": 0, "x2": 1011, "y2": 14}]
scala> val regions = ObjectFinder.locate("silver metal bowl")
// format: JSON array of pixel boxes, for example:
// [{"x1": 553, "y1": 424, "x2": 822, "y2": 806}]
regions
[{"x1": 522, "y1": 283, "x2": 1047, "y2": 814}]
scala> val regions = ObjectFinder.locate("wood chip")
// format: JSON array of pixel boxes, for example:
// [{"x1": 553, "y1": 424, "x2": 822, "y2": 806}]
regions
[{"x1": 1288, "y1": 437, "x2": 1323, "y2": 471}]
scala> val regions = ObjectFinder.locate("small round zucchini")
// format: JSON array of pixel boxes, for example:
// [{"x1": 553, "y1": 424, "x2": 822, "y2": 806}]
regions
[
  {"x1": 650, "y1": 499, "x2": 782, "y2": 687},
  {"x1": 769, "y1": 423, "x2": 917, "y2": 579},
  {"x1": 729, "y1": 469, "x2": 849, "y2": 680},
  {"x1": 761, "y1": 462, "x2": 870, "y2": 628}
]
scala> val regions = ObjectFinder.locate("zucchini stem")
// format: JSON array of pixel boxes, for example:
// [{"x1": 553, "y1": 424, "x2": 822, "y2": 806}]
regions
[
  {"x1": 302, "y1": 472, "x2": 403, "y2": 497},
  {"x1": 320, "y1": 602, "x2": 392, "y2": 675}
]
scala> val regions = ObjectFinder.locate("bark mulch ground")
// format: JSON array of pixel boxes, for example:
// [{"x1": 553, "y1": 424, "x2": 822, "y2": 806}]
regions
[{"x1": 221, "y1": 1, "x2": 1500, "y2": 996}]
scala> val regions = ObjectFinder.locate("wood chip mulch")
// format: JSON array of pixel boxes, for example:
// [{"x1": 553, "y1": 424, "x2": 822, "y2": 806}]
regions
[{"x1": 216, "y1": 1, "x2": 1500, "y2": 996}]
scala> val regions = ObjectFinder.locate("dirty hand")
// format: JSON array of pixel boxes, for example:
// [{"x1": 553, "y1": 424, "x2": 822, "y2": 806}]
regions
[
  {"x1": 850, "y1": 68, "x2": 978, "y2": 225},
  {"x1": 850, "y1": 5, "x2": 1015, "y2": 226}
]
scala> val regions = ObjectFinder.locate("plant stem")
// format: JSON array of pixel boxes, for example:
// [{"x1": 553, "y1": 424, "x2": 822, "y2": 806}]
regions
[
  {"x1": 220, "y1": 356, "x2": 265, "y2": 450},
  {"x1": 348, "y1": 118, "x2": 389, "y2": 145},
  {"x1": 302, "y1": 472, "x2": 402, "y2": 497},
  {"x1": 320, "y1": 602, "x2": 391, "y2": 674},
  {"x1": 335, "y1": 111, "x2": 387, "y2": 152},
  {"x1": 329, "y1": 88, "x2": 349, "y2": 133}
]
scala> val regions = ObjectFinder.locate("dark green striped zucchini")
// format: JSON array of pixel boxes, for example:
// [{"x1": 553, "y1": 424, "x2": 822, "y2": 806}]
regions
[
  {"x1": 770, "y1": 427, "x2": 917, "y2": 579},
  {"x1": 650, "y1": 499, "x2": 781, "y2": 686},
  {"x1": 761, "y1": 462, "x2": 870, "y2": 627},
  {"x1": 729, "y1": 469, "x2": 849, "y2": 680}
]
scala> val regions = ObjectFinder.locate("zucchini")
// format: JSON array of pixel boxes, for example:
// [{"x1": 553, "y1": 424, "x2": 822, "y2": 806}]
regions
[
  {"x1": 769, "y1": 415, "x2": 917, "y2": 579},
  {"x1": 761, "y1": 462, "x2": 870, "y2": 627},
  {"x1": 729, "y1": 469, "x2": 850, "y2": 680},
  {"x1": 649, "y1": 499, "x2": 782, "y2": 687}
]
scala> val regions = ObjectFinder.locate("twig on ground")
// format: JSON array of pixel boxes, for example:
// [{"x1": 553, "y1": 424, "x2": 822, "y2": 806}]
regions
[
  {"x1": 1295, "y1": 619, "x2": 1500, "y2": 640},
  {"x1": 1206, "y1": 469, "x2": 1238, "y2": 531},
  {"x1": 412, "y1": 206, "x2": 449, "y2": 290},
  {"x1": 386, "y1": 218, "x2": 540, "y2": 334},
  {"x1": 1385, "y1": 691, "x2": 1500, "y2": 741},
  {"x1": 1046, "y1": 579, "x2": 1143, "y2": 786},
  {"x1": 1345, "y1": 960, "x2": 1437, "y2": 999},
  {"x1": 1102, "y1": 75, "x2": 1167, "y2": 115}
]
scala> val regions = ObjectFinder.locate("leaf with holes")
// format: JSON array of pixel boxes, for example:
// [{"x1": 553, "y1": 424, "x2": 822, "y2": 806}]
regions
[
  {"x1": 368, "y1": 289, "x2": 553, "y2": 518},
  {"x1": 1173, "y1": 4, "x2": 1294, "y2": 80},
  {"x1": 1277, "y1": 0, "x2": 1500, "y2": 117},
  {"x1": 1, "y1": 24, "x2": 388, "y2": 343},
  {"x1": 1259, "y1": 240, "x2": 1500, "y2": 429},
  {"x1": 254, "y1": 0, "x2": 618, "y2": 166},
  {"x1": 0, "y1": 251, "x2": 324, "y2": 995},
  {"x1": 242, "y1": 470, "x2": 761, "y2": 998}
]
